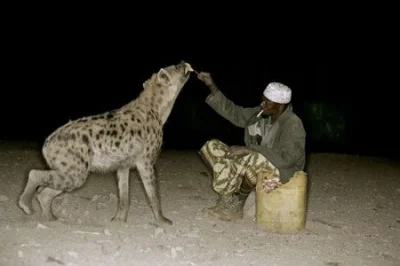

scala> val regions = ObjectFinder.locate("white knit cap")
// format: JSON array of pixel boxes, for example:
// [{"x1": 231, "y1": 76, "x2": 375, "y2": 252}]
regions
[{"x1": 263, "y1": 82, "x2": 292, "y2": 104}]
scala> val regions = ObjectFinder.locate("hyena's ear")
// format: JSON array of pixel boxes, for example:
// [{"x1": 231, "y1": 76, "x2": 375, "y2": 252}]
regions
[
  {"x1": 143, "y1": 79, "x2": 149, "y2": 89},
  {"x1": 156, "y1": 68, "x2": 171, "y2": 86}
]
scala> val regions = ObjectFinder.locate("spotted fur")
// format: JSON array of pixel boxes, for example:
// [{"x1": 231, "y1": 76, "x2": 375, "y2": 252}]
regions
[{"x1": 18, "y1": 61, "x2": 192, "y2": 226}]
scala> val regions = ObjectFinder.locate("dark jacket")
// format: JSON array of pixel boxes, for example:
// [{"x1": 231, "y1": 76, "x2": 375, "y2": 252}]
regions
[{"x1": 206, "y1": 90, "x2": 306, "y2": 183}]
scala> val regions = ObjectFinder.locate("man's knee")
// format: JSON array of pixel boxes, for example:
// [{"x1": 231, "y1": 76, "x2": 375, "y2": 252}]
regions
[
  {"x1": 201, "y1": 138, "x2": 226, "y2": 153},
  {"x1": 206, "y1": 138, "x2": 222, "y2": 146}
]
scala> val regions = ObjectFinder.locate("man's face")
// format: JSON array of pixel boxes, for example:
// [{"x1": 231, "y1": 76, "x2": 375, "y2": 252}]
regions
[{"x1": 260, "y1": 95, "x2": 282, "y2": 116}]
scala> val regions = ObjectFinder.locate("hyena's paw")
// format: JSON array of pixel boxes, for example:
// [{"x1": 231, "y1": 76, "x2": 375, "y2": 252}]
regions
[
  {"x1": 149, "y1": 217, "x2": 173, "y2": 229},
  {"x1": 41, "y1": 212, "x2": 59, "y2": 222},
  {"x1": 157, "y1": 216, "x2": 173, "y2": 227},
  {"x1": 18, "y1": 194, "x2": 34, "y2": 215},
  {"x1": 111, "y1": 210, "x2": 128, "y2": 223}
]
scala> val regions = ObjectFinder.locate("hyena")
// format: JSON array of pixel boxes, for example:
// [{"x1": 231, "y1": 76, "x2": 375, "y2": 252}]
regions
[{"x1": 18, "y1": 60, "x2": 193, "y2": 226}]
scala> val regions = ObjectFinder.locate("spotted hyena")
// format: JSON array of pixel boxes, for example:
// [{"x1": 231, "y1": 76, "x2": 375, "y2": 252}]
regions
[{"x1": 18, "y1": 60, "x2": 193, "y2": 226}]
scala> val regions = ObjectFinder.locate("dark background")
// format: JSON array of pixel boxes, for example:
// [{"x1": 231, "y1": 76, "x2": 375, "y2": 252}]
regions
[{"x1": 1, "y1": 14, "x2": 398, "y2": 160}]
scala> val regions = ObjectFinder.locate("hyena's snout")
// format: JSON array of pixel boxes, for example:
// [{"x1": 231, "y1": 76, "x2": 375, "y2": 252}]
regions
[
  {"x1": 176, "y1": 60, "x2": 186, "y2": 73},
  {"x1": 178, "y1": 60, "x2": 196, "y2": 76}
]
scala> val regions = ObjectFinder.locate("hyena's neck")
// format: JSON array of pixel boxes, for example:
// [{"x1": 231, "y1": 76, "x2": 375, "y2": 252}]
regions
[{"x1": 128, "y1": 78, "x2": 180, "y2": 125}]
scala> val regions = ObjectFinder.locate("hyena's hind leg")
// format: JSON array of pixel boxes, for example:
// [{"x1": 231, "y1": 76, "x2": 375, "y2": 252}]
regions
[
  {"x1": 136, "y1": 160, "x2": 172, "y2": 227},
  {"x1": 19, "y1": 167, "x2": 88, "y2": 220},
  {"x1": 19, "y1": 169, "x2": 50, "y2": 215},
  {"x1": 36, "y1": 187, "x2": 63, "y2": 221}
]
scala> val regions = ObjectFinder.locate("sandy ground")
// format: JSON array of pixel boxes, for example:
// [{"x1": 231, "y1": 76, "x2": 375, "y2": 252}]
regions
[{"x1": 0, "y1": 142, "x2": 399, "y2": 266}]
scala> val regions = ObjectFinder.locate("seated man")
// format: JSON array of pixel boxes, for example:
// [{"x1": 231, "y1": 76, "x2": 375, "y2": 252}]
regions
[{"x1": 197, "y1": 71, "x2": 306, "y2": 221}]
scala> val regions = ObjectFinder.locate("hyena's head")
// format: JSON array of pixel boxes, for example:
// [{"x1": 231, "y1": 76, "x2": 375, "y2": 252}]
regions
[
  {"x1": 142, "y1": 60, "x2": 193, "y2": 123},
  {"x1": 144, "y1": 61, "x2": 192, "y2": 93},
  {"x1": 153, "y1": 60, "x2": 192, "y2": 95}
]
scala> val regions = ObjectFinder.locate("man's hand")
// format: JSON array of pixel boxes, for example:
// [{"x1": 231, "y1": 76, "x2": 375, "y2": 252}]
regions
[
  {"x1": 262, "y1": 177, "x2": 281, "y2": 193},
  {"x1": 197, "y1": 72, "x2": 214, "y2": 86},
  {"x1": 226, "y1": 145, "x2": 251, "y2": 157},
  {"x1": 197, "y1": 72, "x2": 218, "y2": 94}
]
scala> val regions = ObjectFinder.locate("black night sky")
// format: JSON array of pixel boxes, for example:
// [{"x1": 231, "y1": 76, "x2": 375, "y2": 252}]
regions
[{"x1": 1, "y1": 17, "x2": 398, "y2": 160}]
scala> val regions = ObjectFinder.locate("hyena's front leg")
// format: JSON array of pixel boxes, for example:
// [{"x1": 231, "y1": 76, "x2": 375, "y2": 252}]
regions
[
  {"x1": 112, "y1": 167, "x2": 130, "y2": 222},
  {"x1": 136, "y1": 161, "x2": 172, "y2": 226}
]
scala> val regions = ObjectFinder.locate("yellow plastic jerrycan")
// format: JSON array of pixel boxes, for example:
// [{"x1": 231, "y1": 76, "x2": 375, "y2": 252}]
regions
[{"x1": 256, "y1": 170, "x2": 308, "y2": 234}]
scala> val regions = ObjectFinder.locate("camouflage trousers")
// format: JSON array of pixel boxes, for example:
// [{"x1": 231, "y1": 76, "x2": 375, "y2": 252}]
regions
[{"x1": 199, "y1": 139, "x2": 280, "y2": 195}]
